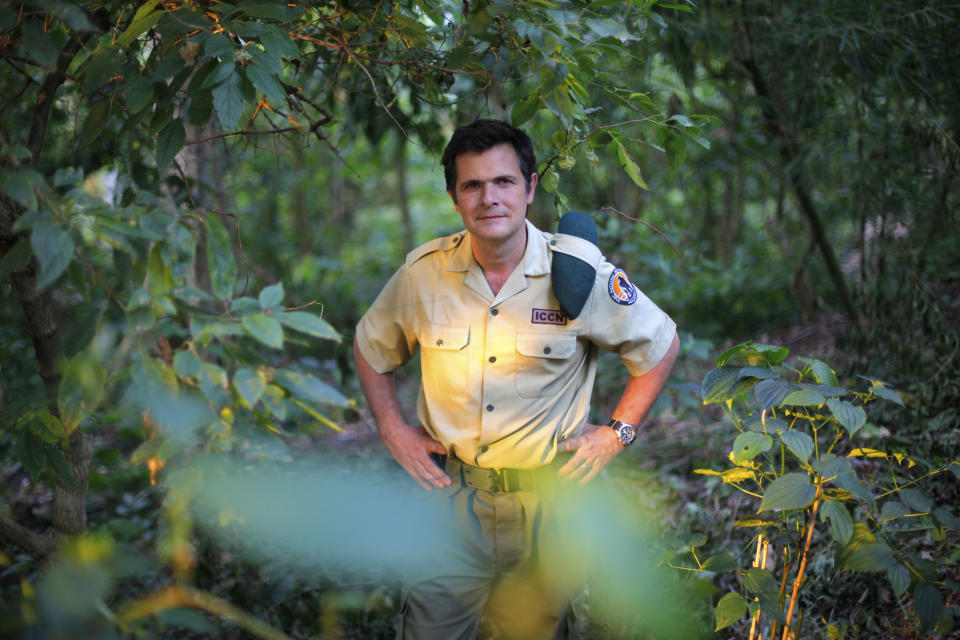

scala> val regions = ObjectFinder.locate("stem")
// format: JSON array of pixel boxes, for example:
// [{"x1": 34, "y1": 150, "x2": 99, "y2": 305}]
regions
[
  {"x1": 769, "y1": 546, "x2": 792, "y2": 640},
  {"x1": 781, "y1": 483, "x2": 822, "y2": 639},
  {"x1": 748, "y1": 535, "x2": 771, "y2": 640},
  {"x1": 118, "y1": 585, "x2": 293, "y2": 640}
]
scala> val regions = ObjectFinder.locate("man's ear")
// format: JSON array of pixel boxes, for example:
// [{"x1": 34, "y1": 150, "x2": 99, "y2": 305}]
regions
[{"x1": 526, "y1": 173, "x2": 538, "y2": 204}]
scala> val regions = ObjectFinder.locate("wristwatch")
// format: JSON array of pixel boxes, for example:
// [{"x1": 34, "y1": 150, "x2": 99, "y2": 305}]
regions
[{"x1": 607, "y1": 419, "x2": 636, "y2": 447}]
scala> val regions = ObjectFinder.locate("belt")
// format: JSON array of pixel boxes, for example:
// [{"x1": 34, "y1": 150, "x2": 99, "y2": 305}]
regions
[{"x1": 443, "y1": 455, "x2": 564, "y2": 493}]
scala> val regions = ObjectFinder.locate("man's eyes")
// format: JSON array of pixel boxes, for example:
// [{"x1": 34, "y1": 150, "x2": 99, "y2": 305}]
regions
[{"x1": 462, "y1": 178, "x2": 516, "y2": 190}]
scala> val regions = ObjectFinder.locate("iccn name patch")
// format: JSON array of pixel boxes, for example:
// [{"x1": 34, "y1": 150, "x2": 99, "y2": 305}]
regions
[
  {"x1": 608, "y1": 268, "x2": 638, "y2": 305},
  {"x1": 531, "y1": 308, "x2": 568, "y2": 325}
]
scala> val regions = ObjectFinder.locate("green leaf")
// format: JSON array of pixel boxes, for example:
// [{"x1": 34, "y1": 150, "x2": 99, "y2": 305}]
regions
[
  {"x1": 31, "y1": 219, "x2": 75, "y2": 290},
  {"x1": 276, "y1": 311, "x2": 340, "y2": 341},
  {"x1": 43, "y1": 442, "x2": 75, "y2": 487},
  {"x1": 702, "y1": 553, "x2": 737, "y2": 573},
  {"x1": 933, "y1": 507, "x2": 960, "y2": 532},
  {"x1": 125, "y1": 73, "x2": 155, "y2": 114},
  {"x1": 76, "y1": 100, "x2": 110, "y2": 150},
  {"x1": 273, "y1": 370, "x2": 348, "y2": 408},
  {"x1": 213, "y1": 72, "x2": 245, "y2": 129},
  {"x1": 21, "y1": 21, "x2": 57, "y2": 67},
  {"x1": 540, "y1": 171, "x2": 559, "y2": 193},
  {"x1": 716, "y1": 342, "x2": 789, "y2": 367},
  {"x1": 826, "y1": 399, "x2": 866, "y2": 436},
  {"x1": 58, "y1": 350, "x2": 106, "y2": 433},
  {"x1": 913, "y1": 583, "x2": 943, "y2": 633},
  {"x1": 241, "y1": 314, "x2": 284, "y2": 349},
  {"x1": 173, "y1": 350, "x2": 205, "y2": 379},
  {"x1": 880, "y1": 500, "x2": 911, "y2": 522},
  {"x1": 260, "y1": 23, "x2": 299, "y2": 58},
  {"x1": 585, "y1": 17, "x2": 634, "y2": 41},
  {"x1": 781, "y1": 388, "x2": 825, "y2": 406},
  {"x1": 820, "y1": 500, "x2": 853, "y2": 545},
  {"x1": 262, "y1": 384, "x2": 288, "y2": 420},
  {"x1": 701, "y1": 366, "x2": 740, "y2": 404},
  {"x1": 798, "y1": 357, "x2": 839, "y2": 386},
  {"x1": 888, "y1": 563, "x2": 910, "y2": 597},
  {"x1": 147, "y1": 244, "x2": 172, "y2": 296},
  {"x1": 616, "y1": 141, "x2": 648, "y2": 190},
  {"x1": 156, "y1": 118, "x2": 186, "y2": 172},
  {"x1": 756, "y1": 595, "x2": 786, "y2": 625},
  {"x1": 258, "y1": 282, "x2": 285, "y2": 309},
  {"x1": 233, "y1": 368, "x2": 267, "y2": 408},
  {"x1": 779, "y1": 429, "x2": 813, "y2": 463},
  {"x1": 714, "y1": 592, "x2": 746, "y2": 631},
  {"x1": 0, "y1": 237, "x2": 32, "y2": 283},
  {"x1": 758, "y1": 473, "x2": 816, "y2": 512},
  {"x1": 29, "y1": 410, "x2": 66, "y2": 444},
  {"x1": 117, "y1": 3, "x2": 165, "y2": 47},
  {"x1": 743, "y1": 568, "x2": 779, "y2": 596},
  {"x1": 837, "y1": 523, "x2": 893, "y2": 572},
  {"x1": 244, "y1": 63, "x2": 287, "y2": 106},
  {"x1": 0, "y1": 168, "x2": 38, "y2": 210},
  {"x1": 205, "y1": 34, "x2": 234, "y2": 58},
  {"x1": 511, "y1": 94, "x2": 541, "y2": 127},
  {"x1": 732, "y1": 432, "x2": 772, "y2": 464},
  {"x1": 899, "y1": 488, "x2": 932, "y2": 513},
  {"x1": 206, "y1": 214, "x2": 236, "y2": 300},
  {"x1": 860, "y1": 377, "x2": 904, "y2": 406}
]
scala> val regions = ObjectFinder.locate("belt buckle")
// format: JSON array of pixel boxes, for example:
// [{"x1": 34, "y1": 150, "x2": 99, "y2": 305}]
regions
[{"x1": 490, "y1": 468, "x2": 506, "y2": 492}]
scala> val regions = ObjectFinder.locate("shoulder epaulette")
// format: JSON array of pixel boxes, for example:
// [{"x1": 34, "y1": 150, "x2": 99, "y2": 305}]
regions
[{"x1": 404, "y1": 231, "x2": 466, "y2": 266}]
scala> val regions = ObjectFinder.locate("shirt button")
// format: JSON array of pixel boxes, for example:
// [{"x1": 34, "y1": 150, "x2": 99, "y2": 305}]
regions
[
  {"x1": 436, "y1": 339, "x2": 443, "y2": 346},
  {"x1": 479, "y1": 445, "x2": 489, "y2": 453},
  {"x1": 543, "y1": 346, "x2": 552, "y2": 354},
  {"x1": 488, "y1": 356, "x2": 496, "y2": 363},
  {"x1": 490, "y1": 308, "x2": 499, "y2": 316},
  {"x1": 486, "y1": 404, "x2": 494, "y2": 412}
]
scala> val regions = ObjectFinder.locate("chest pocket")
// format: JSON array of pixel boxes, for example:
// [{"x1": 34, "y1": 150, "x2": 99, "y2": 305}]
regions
[
  {"x1": 420, "y1": 325, "x2": 471, "y2": 396},
  {"x1": 515, "y1": 331, "x2": 578, "y2": 398}
]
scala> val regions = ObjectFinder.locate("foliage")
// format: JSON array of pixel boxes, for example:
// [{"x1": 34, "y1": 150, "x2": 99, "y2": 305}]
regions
[
  {"x1": 676, "y1": 342, "x2": 960, "y2": 637},
  {"x1": 0, "y1": 0, "x2": 710, "y2": 636}
]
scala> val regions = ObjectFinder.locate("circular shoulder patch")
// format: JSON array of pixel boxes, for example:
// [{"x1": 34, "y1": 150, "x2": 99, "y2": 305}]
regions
[{"x1": 608, "y1": 268, "x2": 638, "y2": 305}]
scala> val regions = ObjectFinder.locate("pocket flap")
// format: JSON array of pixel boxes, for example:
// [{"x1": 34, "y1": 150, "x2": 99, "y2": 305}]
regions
[
  {"x1": 421, "y1": 325, "x2": 470, "y2": 351},
  {"x1": 516, "y1": 332, "x2": 576, "y2": 359}
]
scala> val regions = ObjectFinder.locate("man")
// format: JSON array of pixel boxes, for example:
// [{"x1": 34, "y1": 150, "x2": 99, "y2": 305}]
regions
[{"x1": 354, "y1": 119, "x2": 679, "y2": 639}]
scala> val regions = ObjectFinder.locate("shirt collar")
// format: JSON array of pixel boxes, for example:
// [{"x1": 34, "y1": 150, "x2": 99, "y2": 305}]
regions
[{"x1": 447, "y1": 219, "x2": 551, "y2": 276}]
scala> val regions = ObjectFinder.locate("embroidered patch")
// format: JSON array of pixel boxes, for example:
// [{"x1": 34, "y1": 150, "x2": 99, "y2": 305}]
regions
[
  {"x1": 608, "y1": 268, "x2": 638, "y2": 305},
  {"x1": 531, "y1": 308, "x2": 568, "y2": 325}
]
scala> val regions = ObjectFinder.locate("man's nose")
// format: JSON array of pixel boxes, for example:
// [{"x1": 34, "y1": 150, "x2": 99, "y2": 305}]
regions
[{"x1": 481, "y1": 183, "x2": 499, "y2": 205}]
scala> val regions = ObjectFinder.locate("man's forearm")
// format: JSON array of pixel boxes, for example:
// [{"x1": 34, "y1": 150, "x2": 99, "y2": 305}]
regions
[
  {"x1": 353, "y1": 337, "x2": 406, "y2": 433},
  {"x1": 611, "y1": 332, "x2": 680, "y2": 426}
]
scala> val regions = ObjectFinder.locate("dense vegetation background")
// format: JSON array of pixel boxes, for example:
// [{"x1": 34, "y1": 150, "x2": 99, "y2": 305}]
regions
[{"x1": 1, "y1": 1, "x2": 957, "y2": 638}]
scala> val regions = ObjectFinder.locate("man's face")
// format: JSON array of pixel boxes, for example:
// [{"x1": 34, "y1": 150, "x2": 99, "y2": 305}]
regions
[{"x1": 449, "y1": 143, "x2": 537, "y2": 247}]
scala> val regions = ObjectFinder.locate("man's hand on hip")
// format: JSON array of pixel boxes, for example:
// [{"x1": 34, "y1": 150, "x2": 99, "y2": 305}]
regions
[
  {"x1": 557, "y1": 423, "x2": 622, "y2": 484},
  {"x1": 380, "y1": 422, "x2": 451, "y2": 491}
]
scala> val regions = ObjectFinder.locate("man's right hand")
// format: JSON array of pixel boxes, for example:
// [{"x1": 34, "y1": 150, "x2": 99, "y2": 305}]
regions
[{"x1": 380, "y1": 422, "x2": 451, "y2": 491}]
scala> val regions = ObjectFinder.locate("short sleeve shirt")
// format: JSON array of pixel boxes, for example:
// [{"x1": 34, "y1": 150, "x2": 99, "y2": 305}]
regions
[{"x1": 355, "y1": 219, "x2": 676, "y2": 469}]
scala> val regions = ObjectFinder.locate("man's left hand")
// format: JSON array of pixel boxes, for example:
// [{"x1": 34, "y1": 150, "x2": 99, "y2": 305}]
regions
[{"x1": 557, "y1": 423, "x2": 623, "y2": 484}]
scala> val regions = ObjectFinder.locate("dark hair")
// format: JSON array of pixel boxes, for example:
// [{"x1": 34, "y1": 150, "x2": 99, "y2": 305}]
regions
[{"x1": 441, "y1": 119, "x2": 536, "y2": 200}]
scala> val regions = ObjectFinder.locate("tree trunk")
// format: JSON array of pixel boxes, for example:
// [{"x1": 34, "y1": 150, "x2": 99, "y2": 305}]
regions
[
  {"x1": 0, "y1": 29, "x2": 99, "y2": 557},
  {"x1": 396, "y1": 136, "x2": 415, "y2": 256},
  {"x1": 735, "y1": 19, "x2": 857, "y2": 323}
]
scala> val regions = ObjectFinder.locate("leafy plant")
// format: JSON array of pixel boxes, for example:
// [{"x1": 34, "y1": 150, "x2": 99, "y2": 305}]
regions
[{"x1": 677, "y1": 342, "x2": 959, "y2": 638}]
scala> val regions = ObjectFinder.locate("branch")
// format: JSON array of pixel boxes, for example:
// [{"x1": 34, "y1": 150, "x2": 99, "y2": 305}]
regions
[
  {"x1": 117, "y1": 585, "x2": 294, "y2": 640},
  {"x1": 598, "y1": 206, "x2": 685, "y2": 264},
  {"x1": 0, "y1": 516, "x2": 55, "y2": 559}
]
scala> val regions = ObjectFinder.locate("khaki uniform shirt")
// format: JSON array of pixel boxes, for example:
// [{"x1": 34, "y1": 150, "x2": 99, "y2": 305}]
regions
[{"x1": 356, "y1": 219, "x2": 676, "y2": 469}]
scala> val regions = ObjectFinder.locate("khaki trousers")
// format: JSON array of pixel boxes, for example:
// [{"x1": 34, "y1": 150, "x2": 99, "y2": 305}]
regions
[{"x1": 396, "y1": 461, "x2": 578, "y2": 640}]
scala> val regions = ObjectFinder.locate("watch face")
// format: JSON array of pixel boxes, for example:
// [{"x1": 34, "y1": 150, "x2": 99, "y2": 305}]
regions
[{"x1": 619, "y1": 425, "x2": 635, "y2": 444}]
